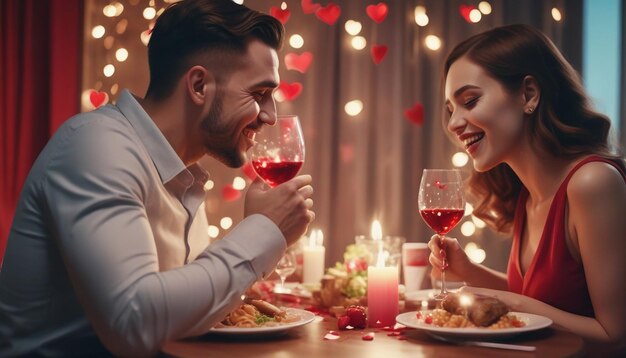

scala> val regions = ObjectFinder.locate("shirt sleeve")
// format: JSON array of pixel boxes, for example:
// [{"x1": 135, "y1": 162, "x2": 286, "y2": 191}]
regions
[{"x1": 44, "y1": 120, "x2": 286, "y2": 356}]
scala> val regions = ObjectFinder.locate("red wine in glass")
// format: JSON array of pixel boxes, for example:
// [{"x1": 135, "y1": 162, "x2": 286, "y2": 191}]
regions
[
  {"x1": 418, "y1": 169, "x2": 465, "y2": 300},
  {"x1": 249, "y1": 115, "x2": 305, "y2": 187},
  {"x1": 419, "y1": 209, "x2": 464, "y2": 235},
  {"x1": 251, "y1": 158, "x2": 304, "y2": 188}
]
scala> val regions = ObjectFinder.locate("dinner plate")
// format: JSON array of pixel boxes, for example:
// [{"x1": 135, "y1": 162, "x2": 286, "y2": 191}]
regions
[
  {"x1": 209, "y1": 308, "x2": 316, "y2": 336},
  {"x1": 396, "y1": 310, "x2": 552, "y2": 340}
]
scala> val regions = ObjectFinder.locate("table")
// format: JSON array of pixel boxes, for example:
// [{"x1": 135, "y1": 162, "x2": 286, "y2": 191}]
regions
[{"x1": 162, "y1": 314, "x2": 586, "y2": 358}]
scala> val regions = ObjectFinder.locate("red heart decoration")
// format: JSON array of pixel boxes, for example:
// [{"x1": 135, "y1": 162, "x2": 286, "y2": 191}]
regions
[
  {"x1": 459, "y1": 4, "x2": 475, "y2": 23},
  {"x1": 315, "y1": 3, "x2": 341, "y2": 25},
  {"x1": 301, "y1": 0, "x2": 321, "y2": 14},
  {"x1": 242, "y1": 161, "x2": 257, "y2": 180},
  {"x1": 222, "y1": 184, "x2": 241, "y2": 202},
  {"x1": 284, "y1": 52, "x2": 313, "y2": 73},
  {"x1": 404, "y1": 102, "x2": 424, "y2": 126},
  {"x1": 278, "y1": 81, "x2": 303, "y2": 101},
  {"x1": 366, "y1": 2, "x2": 388, "y2": 23},
  {"x1": 89, "y1": 90, "x2": 108, "y2": 108},
  {"x1": 270, "y1": 6, "x2": 290, "y2": 24},
  {"x1": 371, "y1": 44, "x2": 388, "y2": 64}
]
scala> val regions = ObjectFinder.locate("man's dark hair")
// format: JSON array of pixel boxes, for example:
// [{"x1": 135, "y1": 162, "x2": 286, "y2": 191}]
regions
[{"x1": 145, "y1": 0, "x2": 284, "y2": 100}]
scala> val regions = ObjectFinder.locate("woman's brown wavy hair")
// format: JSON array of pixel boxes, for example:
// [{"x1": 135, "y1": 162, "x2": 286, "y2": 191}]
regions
[{"x1": 443, "y1": 24, "x2": 625, "y2": 234}]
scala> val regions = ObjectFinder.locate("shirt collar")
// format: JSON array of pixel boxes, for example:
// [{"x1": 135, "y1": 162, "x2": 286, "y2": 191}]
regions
[{"x1": 115, "y1": 89, "x2": 209, "y2": 186}]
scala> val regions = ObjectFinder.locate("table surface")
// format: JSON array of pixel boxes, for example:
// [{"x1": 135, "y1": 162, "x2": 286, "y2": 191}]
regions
[{"x1": 162, "y1": 313, "x2": 586, "y2": 358}]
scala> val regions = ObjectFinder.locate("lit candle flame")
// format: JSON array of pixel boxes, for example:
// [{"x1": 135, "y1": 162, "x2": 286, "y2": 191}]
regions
[
  {"x1": 308, "y1": 229, "x2": 323, "y2": 247},
  {"x1": 316, "y1": 229, "x2": 324, "y2": 246},
  {"x1": 308, "y1": 230, "x2": 317, "y2": 247},
  {"x1": 371, "y1": 220, "x2": 382, "y2": 241}
]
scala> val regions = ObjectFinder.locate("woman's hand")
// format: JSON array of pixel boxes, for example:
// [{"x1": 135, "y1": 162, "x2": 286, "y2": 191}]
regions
[{"x1": 428, "y1": 235, "x2": 473, "y2": 283}]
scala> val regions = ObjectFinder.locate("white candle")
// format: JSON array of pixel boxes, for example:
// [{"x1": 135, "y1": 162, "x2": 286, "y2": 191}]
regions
[
  {"x1": 303, "y1": 230, "x2": 325, "y2": 284},
  {"x1": 367, "y1": 251, "x2": 399, "y2": 327}
]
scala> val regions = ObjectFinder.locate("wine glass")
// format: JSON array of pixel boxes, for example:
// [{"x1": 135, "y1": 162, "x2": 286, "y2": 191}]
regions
[
  {"x1": 274, "y1": 251, "x2": 297, "y2": 293},
  {"x1": 418, "y1": 169, "x2": 465, "y2": 300},
  {"x1": 249, "y1": 115, "x2": 305, "y2": 187}
]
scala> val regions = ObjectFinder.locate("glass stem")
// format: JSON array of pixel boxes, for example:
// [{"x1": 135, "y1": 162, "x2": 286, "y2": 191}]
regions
[{"x1": 439, "y1": 234, "x2": 447, "y2": 296}]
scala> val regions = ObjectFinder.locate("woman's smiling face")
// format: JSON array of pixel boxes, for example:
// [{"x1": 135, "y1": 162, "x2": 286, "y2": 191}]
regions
[{"x1": 444, "y1": 56, "x2": 527, "y2": 172}]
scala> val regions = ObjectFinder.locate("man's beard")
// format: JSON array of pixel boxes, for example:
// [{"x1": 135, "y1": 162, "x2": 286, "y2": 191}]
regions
[{"x1": 200, "y1": 91, "x2": 245, "y2": 168}]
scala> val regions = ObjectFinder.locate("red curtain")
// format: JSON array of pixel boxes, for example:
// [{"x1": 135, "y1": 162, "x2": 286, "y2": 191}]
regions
[{"x1": 0, "y1": 0, "x2": 82, "y2": 262}]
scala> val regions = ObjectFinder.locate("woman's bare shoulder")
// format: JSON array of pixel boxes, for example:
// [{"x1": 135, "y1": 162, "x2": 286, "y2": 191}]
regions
[{"x1": 567, "y1": 161, "x2": 625, "y2": 202}]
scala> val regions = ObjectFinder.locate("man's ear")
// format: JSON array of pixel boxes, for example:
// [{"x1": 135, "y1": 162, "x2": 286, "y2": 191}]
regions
[
  {"x1": 185, "y1": 65, "x2": 216, "y2": 106},
  {"x1": 521, "y1": 75, "x2": 540, "y2": 112}
]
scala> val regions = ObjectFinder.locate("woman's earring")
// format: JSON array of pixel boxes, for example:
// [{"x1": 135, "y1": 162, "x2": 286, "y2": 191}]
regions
[{"x1": 526, "y1": 107, "x2": 535, "y2": 114}]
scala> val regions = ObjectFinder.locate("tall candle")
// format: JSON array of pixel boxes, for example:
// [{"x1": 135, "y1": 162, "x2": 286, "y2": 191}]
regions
[
  {"x1": 303, "y1": 230, "x2": 325, "y2": 284},
  {"x1": 367, "y1": 252, "x2": 399, "y2": 327}
]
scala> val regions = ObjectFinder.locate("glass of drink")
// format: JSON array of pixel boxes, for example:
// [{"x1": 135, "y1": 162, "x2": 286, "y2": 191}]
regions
[
  {"x1": 249, "y1": 115, "x2": 305, "y2": 187},
  {"x1": 418, "y1": 169, "x2": 465, "y2": 300},
  {"x1": 274, "y1": 251, "x2": 297, "y2": 293}
]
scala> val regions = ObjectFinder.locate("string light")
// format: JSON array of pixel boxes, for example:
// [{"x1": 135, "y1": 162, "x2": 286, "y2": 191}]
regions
[
  {"x1": 289, "y1": 34, "x2": 304, "y2": 49},
  {"x1": 220, "y1": 217, "x2": 233, "y2": 230},
  {"x1": 92, "y1": 25, "x2": 105, "y2": 39},
  {"x1": 551, "y1": 8, "x2": 562, "y2": 22},
  {"x1": 232, "y1": 0, "x2": 244, "y2": 4},
  {"x1": 110, "y1": 83, "x2": 119, "y2": 95},
  {"x1": 469, "y1": 9, "x2": 482, "y2": 23},
  {"x1": 143, "y1": 7, "x2": 156, "y2": 20},
  {"x1": 273, "y1": 91, "x2": 285, "y2": 102},
  {"x1": 351, "y1": 36, "x2": 367, "y2": 50},
  {"x1": 103, "y1": 64, "x2": 115, "y2": 77},
  {"x1": 414, "y1": 6, "x2": 429, "y2": 26},
  {"x1": 465, "y1": 242, "x2": 486, "y2": 263},
  {"x1": 472, "y1": 215, "x2": 486, "y2": 228},
  {"x1": 344, "y1": 20, "x2": 362, "y2": 35},
  {"x1": 204, "y1": 180, "x2": 215, "y2": 191},
  {"x1": 103, "y1": 2, "x2": 124, "y2": 17},
  {"x1": 280, "y1": 2, "x2": 287, "y2": 10},
  {"x1": 115, "y1": 48, "x2": 128, "y2": 62},
  {"x1": 478, "y1": 1, "x2": 492, "y2": 15},
  {"x1": 460, "y1": 221, "x2": 476, "y2": 236},
  {"x1": 464, "y1": 203, "x2": 473, "y2": 216},
  {"x1": 451, "y1": 152, "x2": 469, "y2": 167},
  {"x1": 232, "y1": 176, "x2": 246, "y2": 190},
  {"x1": 208, "y1": 225, "x2": 220, "y2": 239},
  {"x1": 424, "y1": 35, "x2": 441, "y2": 50},
  {"x1": 344, "y1": 100, "x2": 363, "y2": 116}
]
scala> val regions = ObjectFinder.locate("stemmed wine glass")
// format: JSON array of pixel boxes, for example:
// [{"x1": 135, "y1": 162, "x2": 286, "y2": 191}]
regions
[
  {"x1": 274, "y1": 251, "x2": 297, "y2": 293},
  {"x1": 249, "y1": 115, "x2": 305, "y2": 187},
  {"x1": 418, "y1": 169, "x2": 465, "y2": 300}
]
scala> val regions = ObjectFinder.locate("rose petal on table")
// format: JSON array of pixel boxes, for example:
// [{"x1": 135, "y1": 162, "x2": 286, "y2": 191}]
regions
[{"x1": 362, "y1": 332, "x2": 375, "y2": 341}]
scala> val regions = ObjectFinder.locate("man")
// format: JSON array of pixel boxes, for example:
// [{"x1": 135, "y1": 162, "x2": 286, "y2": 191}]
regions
[{"x1": 0, "y1": 0, "x2": 314, "y2": 356}]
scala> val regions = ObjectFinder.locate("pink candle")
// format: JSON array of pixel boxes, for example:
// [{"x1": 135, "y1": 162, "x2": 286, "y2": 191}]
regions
[{"x1": 367, "y1": 256, "x2": 399, "y2": 328}]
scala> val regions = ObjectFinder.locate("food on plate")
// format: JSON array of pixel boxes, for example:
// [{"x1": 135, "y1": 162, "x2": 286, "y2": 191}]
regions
[
  {"x1": 215, "y1": 299, "x2": 300, "y2": 328},
  {"x1": 425, "y1": 293, "x2": 525, "y2": 329}
]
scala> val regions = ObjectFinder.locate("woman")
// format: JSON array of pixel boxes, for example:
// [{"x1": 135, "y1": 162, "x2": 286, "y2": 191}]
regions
[{"x1": 430, "y1": 24, "x2": 626, "y2": 351}]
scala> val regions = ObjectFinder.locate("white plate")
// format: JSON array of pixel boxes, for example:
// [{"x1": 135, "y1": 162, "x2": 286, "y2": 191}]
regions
[
  {"x1": 273, "y1": 282, "x2": 313, "y2": 298},
  {"x1": 396, "y1": 310, "x2": 552, "y2": 340},
  {"x1": 209, "y1": 308, "x2": 316, "y2": 336}
]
